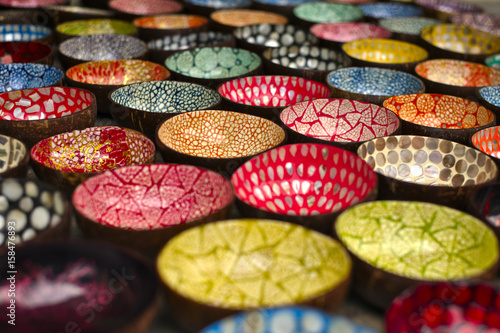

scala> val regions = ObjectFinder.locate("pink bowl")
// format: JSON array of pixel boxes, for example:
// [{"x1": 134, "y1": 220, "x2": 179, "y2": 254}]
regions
[
  {"x1": 310, "y1": 22, "x2": 392, "y2": 47},
  {"x1": 109, "y1": 0, "x2": 183, "y2": 16}
]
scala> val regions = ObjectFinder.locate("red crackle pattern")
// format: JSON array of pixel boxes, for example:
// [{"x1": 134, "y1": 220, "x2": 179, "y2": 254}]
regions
[
  {"x1": 310, "y1": 22, "x2": 392, "y2": 43},
  {"x1": 231, "y1": 143, "x2": 377, "y2": 216},
  {"x1": 73, "y1": 164, "x2": 234, "y2": 230},
  {"x1": 281, "y1": 98, "x2": 400, "y2": 143},
  {"x1": 386, "y1": 283, "x2": 500, "y2": 333},
  {"x1": 110, "y1": 0, "x2": 183, "y2": 15},
  {"x1": 0, "y1": 41, "x2": 51, "y2": 64},
  {"x1": 218, "y1": 75, "x2": 330, "y2": 108},
  {"x1": 0, "y1": 86, "x2": 93, "y2": 121},
  {"x1": 31, "y1": 126, "x2": 156, "y2": 173},
  {"x1": 472, "y1": 126, "x2": 500, "y2": 159}
]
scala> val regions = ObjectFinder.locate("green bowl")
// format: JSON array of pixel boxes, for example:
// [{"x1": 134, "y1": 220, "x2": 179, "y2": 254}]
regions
[
  {"x1": 293, "y1": 3, "x2": 363, "y2": 27},
  {"x1": 486, "y1": 53, "x2": 500, "y2": 70},
  {"x1": 55, "y1": 18, "x2": 138, "y2": 42}
]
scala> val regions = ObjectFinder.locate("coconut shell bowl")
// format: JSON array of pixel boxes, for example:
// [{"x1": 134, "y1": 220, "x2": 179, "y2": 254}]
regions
[
  {"x1": 0, "y1": 0, "x2": 68, "y2": 8},
  {"x1": 378, "y1": 17, "x2": 441, "y2": 46},
  {"x1": 451, "y1": 12, "x2": 500, "y2": 37},
  {"x1": 486, "y1": 53, "x2": 500, "y2": 70},
  {"x1": 230, "y1": 143, "x2": 378, "y2": 234},
  {"x1": 44, "y1": 5, "x2": 115, "y2": 25},
  {"x1": 0, "y1": 240, "x2": 161, "y2": 333},
  {"x1": 0, "y1": 134, "x2": 29, "y2": 178},
  {"x1": 55, "y1": 19, "x2": 138, "y2": 43},
  {"x1": 476, "y1": 86, "x2": 500, "y2": 119},
  {"x1": 472, "y1": 125, "x2": 500, "y2": 169},
  {"x1": 0, "y1": 24, "x2": 52, "y2": 43},
  {"x1": 310, "y1": 22, "x2": 392, "y2": 50},
  {"x1": 327, "y1": 67, "x2": 425, "y2": 106},
  {"x1": 156, "y1": 219, "x2": 352, "y2": 331},
  {"x1": 109, "y1": 0, "x2": 183, "y2": 21},
  {"x1": 0, "y1": 63, "x2": 63, "y2": 93},
  {"x1": 73, "y1": 163, "x2": 234, "y2": 253},
  {"x1": 156, "y1": 110, "x2": 286, "y2": 176},
  {"x1": 334, "y1": 200, "x2": 499, "y2": 310},
  {"x1": 184, "y1": 0, "x2": 252, "y2": 17},
  {"x1": 109, "y1": 80, "x2": 221, "y2": 140},
  {"x1": 133, "y1": 14, "x2": 209, "y2": 42},
  {"x1": 0, "y1": 41, "x2": 53, "y2": 65},
  {"x1": 209, "y1": 9, "x2": 288, "y2": 32},
  {"x1": 414, "y1": 0, "x2": 483, "y2": 21},
  {"x1": 358, "y1": 2, "x2": 423, "y2": 21},
  {"x1": 65, "y1": 59, "x2": 170, "y2": 114},
  {"x1": 292, "y1": 2, "x2": 364, "y2": 29},
  {"x1": 0, "y1": 87, "x2": 97, "y2": 148}
]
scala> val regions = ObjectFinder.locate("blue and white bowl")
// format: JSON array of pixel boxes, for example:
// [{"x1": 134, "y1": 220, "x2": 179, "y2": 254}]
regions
[
  {"x1": 0, "y1": 24, "x2": 52, "y2": 43},
  {"x1": 379, "y1": 17, "x2": 441, "y2": 36},
  {"x1": 358, "y1": 3, "x2": 423, "y2": 20},
  {"x1": 477, "y1": 85, "x2": 500, "y2": 117},
  {"x1": 185, "y1": 0, "x2": 251, "y2": 9},
  {"x1": 0, "y1": 63, "x2": 63, "y2": 92}
]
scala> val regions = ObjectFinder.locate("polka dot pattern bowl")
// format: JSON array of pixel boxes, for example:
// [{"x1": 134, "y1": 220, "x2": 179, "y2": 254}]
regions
[
  {"x1": 133, "y1": 14, "x2": 209, "y2": 42},
  {"x1": 210, "y1": 9, "x2": 288, "y2": 32},
  {"x1": 476, "y1": 85, "x2": 500, "y2": 118},
  {"x1": 358, "y1": 3, "x2": 423, "y2": 20},
  {"x1": 55, "y1": 19, "x2": 137, "y2": 42},
  {"x1": 0, "y1": 41, "x2": 53, "y2": 65},
  {"x1": 0, "y1": 63, "x2": 63, "y2": 92},
  {"x1": 486, "y1": 53, "x2": 500, "y2": 70},
  {"x1": 310, "y1": 22, "x2": 392, "y2": 49},
  {"x1": 293, "y1": 3, "x2": 364, "y2": 27},
  {"x1": 414, "y1": 0, "x2": 483, "y2": 21},
  {"x1": 0, "y1": 134, "x2": 29, "y2": 178},
  {"x1": 0, "y1": 24, "x2": 51, "y2": 43}
]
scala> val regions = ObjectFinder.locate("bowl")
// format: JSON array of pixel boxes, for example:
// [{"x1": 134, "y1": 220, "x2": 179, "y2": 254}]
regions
[
  {"x1": 0, "y1": 9, "x2": 46, "y2": 25},
  {"x1": 0, "y1": 0, "x2": 68, "y2": 8},
  {"x1": 0, "y1": 87, "x2": 97, "y2": 148},
  {"x1": 0, "y1": 41, "x2": 53, "y2": 65},
  {"x1": 44, "y1": 5, "x2": 116, "y2": 25},
  {"x1": 109, "y1": 80, "x2": 221, "y2": 140},
  {"x1": 183, "y1": 0, "x2": 252, "y2": 17},
  {"x1": 0, "y1": 63, "x2": 63, "y2": 92},
  {"x1": 109, "y1": 0, "x2": 183, "y2": 21},
  {"x1": 165, "y1": 46, "x2": 262, "y2": 89},
  {"x1": 31, "y1": 126, "x2": 156, "y2": 191},
  {"x1": 415, "y1": 59, "x2": 500, "y2": 98},
  {"x1": 231, "y1": 143, "x2": 378, "y2": 234},
  {"x1": 335, "y1": 200, "x2": 499, "y2": 310},
  {"x1": 468, "y1": 182, "x2": 500, "y2": 239},
  {"x1": 0, "y1": 178, "x2": 71, "y2": 255},
  {"x1": 472, "y1": 126, "x2": 500, "y2": 173},
  {"x1": 262, "y1": 45, "x2": 351, "y2": 83},
  {"x1": 280, "y1": 98, "x2": 401, "y2": 152},
  {"x1": 0, "y1": 240, "x2": 161, "y2": 333},
  {"x1": 386, "y1": 283, "x2": 500, "y2": 332},
  {"x1": 55, "y1": 19, "x2": 138, "y2": 43},
  {"x1": 293, "y1": 3, "x2": 364, "y2": 29},
  {"x1": 217, "y1": 75, "x2": 331, "y2": 121},
  {"x1": 58, "y1": 34, "x2": 148, "y2": 70},
  {"x1": 156, "y1": 219, "x2": 352, "y2": 331},
  {"x1": 0, "y1": 24, "x2": 51, "y2": 43},
  {"x1": 65, "y1": 59, "x2": 170, "y2": 114},
  {"x1": 342, "y1": 38, "x2": 428, "y2": 73},
  {"x1": 133, "y1": 14, "x2": 209, "y2": 42},
  {"x1": 0, "y1": 134, "x2": 29, "y2": 178},
  {"x1": 420, "y1": 24, "x2": 500, "y2": 63},
  {"x1": 310, "y1": 22, "x2": 392, "y2": 50},
  {"x1": 476, "y1": 86, "x2": 500, "y2": 118},
  {"x1": 358, "y1": 3, "x2": 423, "y2": 21},
  {"x1": 486, "y1": 53, "x2": 500, "y2": 70},
  {"x1": 327, "y1": 67, "x2": 425, "y2": 106},
  {"x1": 414, "y1": 0, "x2": 483, "y2": 21},
  {"x1": 451, "y1": 12, "x2": 500, "y2": 37},
  {"x1": 73, "y1": 163, "x2": 234, "y2": 252},
  {"x1": 252, "y1": 0, "x2": 314, "y2": 20},
  {"x1": 210, "y1": 9, "x2": 288, "y2": 32},
  {"x1": 378, "y1": 17, "x2": 441, "y2": 45},
  {"x1": 156, "y1": 110, "x2": 286, "y2": 176}
]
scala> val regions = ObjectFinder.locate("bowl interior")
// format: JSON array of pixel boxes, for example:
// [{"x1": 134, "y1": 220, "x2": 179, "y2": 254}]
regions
[
  {"x1": 109, "y1": 0, "x2": 183, "y2": 15},
  {"x1": 342, "y1": 39, "x2": 428, "y2": 64},
  {"x1": 234, "y1": 23, "x2": 317, "y2": 48},
  {"x1": 148, "y1": 31, "x2": 232, "y2": 51},
  {"x1": 56, "y1": 19, "x2": 137, "y2": 36},
  {"x1": 210, "y1": 9, "x2": 288, "y2": 27},
  {"x1": 133, "y1": 14, "x2": 208, "y2": 29},
  {"x1": 0, "y1": 134, "x2": 27, "y2": 174},
  {"x1": 379, "y1": 17, "x2": 441, "y2": 35},
  {"x1": 293, "y1": 3, "x2": 364, "y2": 24},
  {"x1": 310, "y1": 22, "x2": 392, "y2": 43},
  {"x1": 479, "y1": 85, "x2": 500, "y2": 107},
  {"x1": 73, "y1": 164, "x2": 234, "y2": 230},
  {"x1": 0, "y1": 63, "x2": 63, "y2": 92},
  {"x1": 0, "y1": 24, "x2": 51, "y2": 42},
  {"x1": 186, "y1": 0, "x2": 251, "y2": 7},
  {"x1": 486, "y1": 53, "x2": 500, "y2": 69},
  {"x1": 450, "y1": 13, "x2": 500, "y2": 36},
  {"x1": 59, "y1": 35, "x2": 147, "y2": 61},
  {"x1": 471, "y1": 126, "x2": 500, "y2": 158},
  {"x1": 0, "y1": 41, "x2": 52, "y2": 64},
  {"x1": 414, "y1": 0, "x2": 482, "y2": 13},
  {"x1": 358, "y1": 3, "x2": 423, "y2": 19}
]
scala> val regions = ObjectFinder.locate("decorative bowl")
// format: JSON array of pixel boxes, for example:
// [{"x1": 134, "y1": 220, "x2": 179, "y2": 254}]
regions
[
  {"x1": 0, "y1": 9, "x2": 45, "y2": 25},
  {"x1": 468, "y1": 182, "x2": 500, "y2": 238},
  {"x1": 262, "y1": 45, "x2": 350, "y2": 83},
  {"x1": 44, "y1": 5, "x2": 115, "y2": 25},
  {"x1": 156, "y1": 219, "x2": 352, "y2": 331},
  {"x1": 0, "y1": 178, "x2": 71, "y2": 255},
  {"x1": 486, "y1": 53, "x2": 500, "y2": 70},
  {"x1": 0, "y1": 134, "x2": 29, "y2": 178},
  {"x1": 156, "y1": 110, "x2": 286, "y2": 176},
  {"x1": 73, "y1": 163, "x2": 234, "y2": 252},
  {"x1": 165, "y1": 46, "x2": 262, "y2": 89},
  {"x1": 342, "y1": 38, "x2": 428, "y2": 73},
  {"x1": 386, "y1": 283, "x2": 500, "y2": 332},
  {"x1": 217, "y1": 75, "x2": 331, "y2": 121},
  {"x1": 183, "y1": 0, "x2": 252, "y2": 17},
  {"x1": 0, "y1": 41, "x2": 53, "y2": 65},
  {"x1": 0, "y1": 24, "x2": 51, "y2": 43},
  {"x1": 109, "y1": 0, "x2": 183, "y2": 21},
  {"x1": 252, "y1": 0, "x2": 314, "y2": 20},
  {"x1": 471, "y1": 125, "x2": 500, "y2": 165},
  {"x1": 420, "y1": 24, "x2": 500, "y2": 63},
  {"x1": 31, "y1": 126, "x2": 156, "y2": 191},
  {"x1": 451, "y1": 12, "x2": 500, "y2": 37},
  {"x1": 210, "y1": 9, "x2": 288, "y2": 32},
  {"x1": 109, "y1": 80, "x2": 221, "y2": 140},
  {"x1": 327, "y1": 67, "x2": 425, "y2": 106},
  {"x1": 310, "y1": 22, "x2": 392, "y2": 50},
  {"x1": 378, "y1": 17, "x2": 441, "y2": 45},
  {"x1": 0, "y1": 0, "x2": 68, "y2": 8},
  {"x1": 335, "y1": 201, "x2": 499, "y2": 310},
  {"x1": 280, "y1": 98, "x2": 401, "y2": 152},
  {"x1": 293, "y1": 3, "x2": 364, "y2": 28},
  {"x1": 133, "y1": 14, "x2": 209, "y2": 42},
  {"x1": 415, "y1": 59, "x2": 500, "y2": 98},
  {"x1": 0, "y1": 63, "x2": 63, "y2": 92},
  {"x1": 0, "y1": 240, "x2": 161, "y2": 333},
  {"x1": 476, "y1": 85, "x2": 500, "y2": 118},
  {"x1": 414, "y1": 0, "x2": 483, "y2": 21},
  {"x1": 0, "y1": 87, "x2": 97, "y2": 148},
  {"x1": 58, "y1": 34, "x2": 148, "y2": 70},
  {"x1": 65, "y1": 59, "x2": 169, "y2": 114},
  {"x1": 358, "y1": 3, "x2": 423, "y2": 21},
  {"x1": 55, "y1": 19, "x2": 138, "y2": 43},
  {"x1": 231, "y1": 143, "x2": 378, "y2": 233}
]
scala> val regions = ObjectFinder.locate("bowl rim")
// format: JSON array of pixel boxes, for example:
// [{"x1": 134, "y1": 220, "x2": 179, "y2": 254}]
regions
[
  {"x1": 0, "y1": 134, "x2": 29, "y2": 176},
  {"x1": 470, "y1": 124, "x2": 500, "y2": 157},
  {"x1": 108, "y1": 0, "x2": 184, "y2": 15},
  {"x1": 342, "y1": 38, "x2": 429, "y2": 64},
  {"x1": 209, "y1": 8, "x2": 289, "y2": 27}
]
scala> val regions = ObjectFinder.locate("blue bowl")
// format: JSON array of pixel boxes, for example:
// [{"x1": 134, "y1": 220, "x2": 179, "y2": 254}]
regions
[
  {"x1": 254, "y1": 0, "x2": 310, "y2": 5},
  {"x1": 0, "y1": 63, "x2": 63, "y2": 92},
  {"x1": 477, "y1": 85, "x2": 500, "y2": 117},
  {"x1": 0, "y1": 24, "x2": 52, "y2": 43},
  {"x1": 185, "y1": 0, "x2": 251, "y2": 9},
  {"x1": 359, "y1": 3, "x2": 423, "y2": 20}
]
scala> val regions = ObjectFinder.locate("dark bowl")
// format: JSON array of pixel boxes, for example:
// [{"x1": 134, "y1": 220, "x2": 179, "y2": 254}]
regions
[
  {"x1": 0, "y1": 240, "x2": 161, "y2": 333},
  {"x1": 486, "y1": 53, "x2": 500, "y2": 70},
  {"x1": 0, "y1": 134, "x2": 29, "y2": 178},
  {"x1": 43, "y1": 5, "x2": 116, "y2": 25},
  {"x1": 476, "y1": 85, "x2": 500, "y2": 118},
  {"x1": 358, "y1": 2, "x2": 423, "y2": 21},
  {"x1": 109, "y1": 0, "x2": 183, "y2": 21},
  {"x1": 0, "y1": 87, "x2": 97, "y2": 148},
  {"x1": 378, "y1": 17, "x2": 441, "y2": 46},
  {"x1": 156, "y1": 219, "x2": 352, "y2": 331},
  {"x1": 183, "y1": 0, "x2": 252, "y2": 17},
  {"x1": 230, "y1": 143, "x2": 378, "y2": 234},
  {"x1": 133, "y1": 14, "x2": 209, "y2": 42},
  {"x1": 0, "y1": 9, "x2": 47, "y2": 25},
  {"x1": 73, "y1": 164, "x2": 234, "y2": 253},
  {"x1": 155, "y1": 110, "x2": 286, "y2": 177},
  {"x1": 0, "y1": 0, "x2": 68, "y2": 8},
  {"x1": 55, "y1": 19, "x2": 138, "y2": 43},
  {"x1": 414, "y1": 0, "x2": 483, "y2": 21},
  {"x1": 109, "y1": 80, "x2": 221, "y2": 140},
  {"x1": 310, "y1": 22, "x2": 392, "y2": 50},
  {"x1": 293, "y1": 2, "x2": 364, "y2": 29},
  {"x1": 334, "y1": 200, "x2": 499, "y2": 310},
  {"x1": 210, "y1": 9, "x2": 288, "y2": 33},
  {"x1": 217, "y1": 75, "x2": 331, "y2": 121},
  {"x1": 327, "y1": 67, "x2": 425, "y2": 106},
  {"x1": 0, "y1": 63, "x2": 63, "y2": 92},
  {"x1": 451, "y1": 12, "x2": 500, "y2": 37},
  {"x1": 468, "y1": 182, "x2": 500, "y2": 239},
  {"x1": 0, "y1": 24, "x2": 52, "y2": 44},
  {"x1": 0, "y1": 41, "x2": 53, "y2": 65}
]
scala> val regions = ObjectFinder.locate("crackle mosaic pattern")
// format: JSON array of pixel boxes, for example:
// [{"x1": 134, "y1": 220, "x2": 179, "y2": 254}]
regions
[
  {"x1": 342, "y1": 39, "x2": 428, "y2": 64},
  {"x1": 293, "y1": 3, "x2": 363, "y2": 24},
  {"x1": 0, "y1": 24, "x2": 51, "y2": 42},
  {"x1": 211, "y1": 9, "x2": 288, "y2": 28},
  {"x1": 73, "y1": 164, "x2": 234, "y2": 230},
  {"x1": 358, "y1": 3, "x2": 423, "y2": 19},
  {"x1": 471, "y1": 126, "x2": 500, "y2": 159},
  {"x1": 157, "y1": 219, "x2": 352, "y2": 308},
  {"x1": 0, "y1": 41, "x2": 51, "y2": 64},
  {"x1": 379, "y1": 17, "x2": 441, "y2": 36},
  {"x1": 148, "y1": 31, "x2": 232, "y2": 51},
  {"x1": 264, "y1": 46, "x2": 350, "y2": 72},
  {"x1": 133, "y1": 14, "x2": 207, "y2": 29},
  {"x1": 414, "y1": 0, "x2": 482, "y2": 14},
  {"x1": 0, "y1": 63, "x2": 63, "y2": 92},
  {"x1": 157, "y1": 110, "x2": 285, "y2": 158},
  {"x1": 0, "y1": 134, "x2": 26, "y2": 173},
  {"x1": 479, "y1": 86, "x2": 500, "y2": 107},
  {"x1": 0, "y1": 87, "x2": 93, "y2": 121},
  {"x1": 235, "y1": 24, "x2": 317, "y2": 48},
  {"x1": 451, "y1": 13, "x2": 500, "y2": 37},
  {"x1": 56, "y1": 19, "x2": 137, "y2": 37},
  {"x1": 109, "y1": 0, "x2": 183, "y2": 15},
  {"x1": 231, "y1": 144, "x2": 377, "y2": 215},
  {"x1": 310, "y1": 23, "x2": 392, "y2": 43},
  {"x1": 335, "y1": 201, "x2": 499, "y2": 280},
  {"x1": 186, "y1": 0, "x2": 251, "y2": 9},
  {"x1": 281, "y1": 99, "x2": 400, "y2": 143}
]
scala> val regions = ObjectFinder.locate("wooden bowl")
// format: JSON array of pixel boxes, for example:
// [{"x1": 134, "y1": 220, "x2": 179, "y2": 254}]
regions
[
  {"x1": 0, "y1": 24, "x2": 51, "y2": 44},
  {"x1": 414, "y1": 0, "x2": 483, "y2": 21},
  {"x1": 156, "y1": 219, "x2": 352, "y2": 331},
  {"x1": 334, "y1": 200, "x2": 499, "y2": 309},
  {"x1": 0, "y1": 134, "x2": 29, "y2": 178},
  {"x1": 468, "y1": 182, "x2": 500, "y2": 239},
  {"x1": 0, "y1": 87, "x2": 97, "y2": 148},
  {"x1": 43, "y1": 5, "x2": 116, "y2": 25},
  {"x1": 0, "y1": 41, "x2": 53, "y2": 65},
  {"x1": 486, "y1": 53, "x2": 500, "y2": 70},
  {"x1": 0, "y1": 0, "x2": 68, "y2": 8},
  {"x1": 109, "y1": 0, "x2": 183, "y2": 21},
  {"x1": 378, "y1": 17, "x2": 441, "y2": 46},
  {"x1": 310, "y1": 22, "x2": 392, "y2": 50},
  {"x1": 327, "y1": 67, "x2": 425, "y2": 106},
  {"x1": 451, "y1": 12, "x2": 500, "y2": 37},
  {"x1": 210, "y1": 9, "x2": 288, "y2": 32},
  {"x1": 133, "y1": 14, "x2": 209, "y2": 42},
  {"x1": 358, "y1": 2, "x2": 423, "y2": 21},
  {"x1": 73, "y1": 163, "x2": 234, "y2": 253},
  {"x1": 65, "y1": 59, "x2": 170, "y2": 114},
  {"x1": 55, "y1": 19, "x2": 138, "y2": 43},
  {"x1": 471, "y1": 125, "x2": 500, "y2": 170},
  {"x1": 183, "y1": 0, "x2": 252, "y2": 17},
  {"x1": 293, "y1": 3, "x2": 364, "y2": 29},
  {"x1": 156, "y1": 110, "x2": 286, "y2": 176},
  {"x1": 231, "y1": 143, "x2": 378, "y2": 234},
  {"x1": 0, "y1": 63, "x2": 63, "y2": 92}
]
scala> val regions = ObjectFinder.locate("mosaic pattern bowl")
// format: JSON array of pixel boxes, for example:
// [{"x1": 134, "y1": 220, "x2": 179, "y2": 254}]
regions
[
  {"x1": 109, "y1": 0, "x2": 183, "y2": 20},
  {"x1": 65, "y1": 59, "x2": 169, "y2": 114},
  {"x1": 335, "y1": 201, "x2": 499, "y2": 309},
  {"x1": 0, "y1": 87, "x2": 97, "y2": 148},
  {"x1": 55, "y1": 19, "x2": 138, "y2": 43},
  {"x1": 327, "y1": 67, "x2": 425, "y2": 106},
  {"x1": 0, "y1": 240, "x2": 161, "y2": 333},
  {"x1": 133, "y1": 14, "x2": 209, "y2": 42},
  {"x1": 156, "y1": 110, "x2": 286, "y2": 176},
  {"x1": 310, "y1": 22, "x2": 392, "y2": 50},
  {"x1": 451, "y1": 12, "x2": 500, "y2": 37},
  {"x1": 109, "y1": 80, "x2": 221, "y2": 140},
  {"x1": 293, "y1": 3, "x2": 364, "y2": 28},
  {"x1": 0, "y1": 41, "x2": 53, "y2": 65},
  {"x1": 184, "y1": 0, "x2": 252, "y2": 16},
  {"x1": 468, "y1": 182, "x2": 500, "y2": 239},
  {"x1": 0, "y1": 24, "x2": 51, "y2": 43},
  {"x1": 476, "y1": 85, "x2": 500, "y2": 118},
  {"x1": 217, "y1": 75, "x2": 331, "y2": 121},
  {"x1": 210, "y1": 9, "x2": 288, "y2": 32},
  {"x1": 0, "y1": 63, "x2": 63, "y2": 93},
  {"x1": 378, "y1": 17, "x2": 441, "y2": 45},
  {"x1": 252, "y1": 0, "x2": 313, "y2": 20},
  {"x1": 0, "y1": 134, "x2": 29, "y2": 178},
  {"x1": 157, "y1": 219, "x2": 352, "y2": 331},
  {"x1": 0, "y1": 0, "x2": 68, "y2": 8},
  {"x1": 44, "y1": 5, "x2": 115, "y2": 25},
  {"x1": 471, "y1": 125, "x2": 500, "y2": 168},
  {"x1": 414, "y1": 0, "x2": 483, "y2": 21},
  {"x1": 486, "y1": 53, "x2": 500, "y2": 70},
  {"x1": 231, "y1": 143, "x2": 378, "y2": 233},
  {"x1": 358, "y1": 3, "x2": 423, "y2": 20}
]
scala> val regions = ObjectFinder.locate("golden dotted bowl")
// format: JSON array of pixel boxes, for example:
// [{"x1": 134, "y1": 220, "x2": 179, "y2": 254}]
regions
[
  {"x1": 55, "y1": 18, "x2": 138, "y2": 43},
  {"x1": 210, "y1": 9, "x2": 288, "y2": 32},
  {"x1": 0, "y1": 134, "x2": 29, "y2": 178}
]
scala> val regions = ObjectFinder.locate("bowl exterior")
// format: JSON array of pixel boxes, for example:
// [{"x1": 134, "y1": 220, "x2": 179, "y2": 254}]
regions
[{"x1": 0, "y1": 135, "x2": 29, "y2": 178}]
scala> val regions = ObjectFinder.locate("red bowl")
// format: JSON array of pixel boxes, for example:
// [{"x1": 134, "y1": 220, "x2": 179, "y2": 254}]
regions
[
  {"x1": 0, "y1": 41, "x2": 52, "y2": 65},
  {"x1": 310, "y1": 22, "x2": 392, "y2": 49}
]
